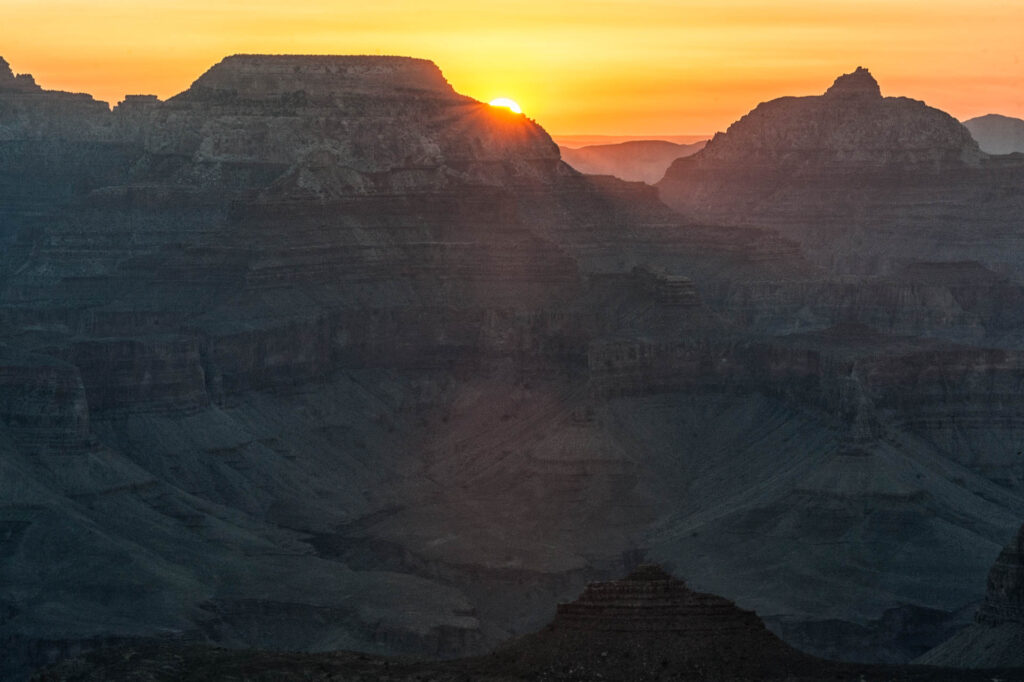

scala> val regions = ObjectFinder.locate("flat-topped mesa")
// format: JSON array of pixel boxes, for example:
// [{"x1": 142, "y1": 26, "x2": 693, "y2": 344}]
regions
[
  {"x1": 180, "y1": 54, "x2": 459, "y2": 102},
  {"x1": 494, "y1": 564, "x2": 815, "y2": 678},
  {"x1": 552, "y1": 563, "x2": 771, "y2": 635},
  {"x1": 825, "y1": 66, "x2": 882, "y2": 98}
]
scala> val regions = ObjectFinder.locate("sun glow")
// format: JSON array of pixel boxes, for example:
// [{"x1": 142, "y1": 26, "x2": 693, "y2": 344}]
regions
[
  {"x1": 489, "y1": 98, "x2": 522, "y2": 114},
  {"x1": 3, "y1": 1, "x2": 1024, "y2": 134}
]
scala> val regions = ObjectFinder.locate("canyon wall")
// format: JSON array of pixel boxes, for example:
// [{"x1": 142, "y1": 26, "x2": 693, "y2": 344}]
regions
[{"x1": 3, "y1": 56, "x2": 1024, "y2": 678}]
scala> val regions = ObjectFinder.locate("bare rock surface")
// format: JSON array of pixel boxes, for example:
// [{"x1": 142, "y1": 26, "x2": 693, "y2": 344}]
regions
[
  {"x1": 4, "y1": 55, "x2": 1024, "y2": 680},
  {"x1": 657, "y1": 68, "x2": 1024, "y2": 278},
  {"x1": 917, "y1": 523, "x2": 1024, "y2": 667}
]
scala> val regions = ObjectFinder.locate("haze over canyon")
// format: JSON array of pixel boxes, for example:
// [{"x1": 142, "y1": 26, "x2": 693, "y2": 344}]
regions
[{"x1": 3, "y1": 54, "x2": 1024, "y2": 680}]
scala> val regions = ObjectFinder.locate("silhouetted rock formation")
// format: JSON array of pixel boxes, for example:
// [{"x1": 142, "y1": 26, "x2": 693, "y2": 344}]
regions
[
  {"x1": 675, "y1": 67, "x2": 980, "y2": 171},
  {"x1": 552, "y1": 564, "x2": 777, "y2": 635},
  {"x1": 485, "y1": 563, "x2": 818, "y2": 679},
  {"x1": 0, "y1": 54, "x2": 806, "y2": 680},
  {"x1": 37, "y1": 565, "x2": 1021, "y2": 680},
  {"x1": 963, "y1": 113, "x2": 1024, "y2": 154},
  {"x1": 825, "y1": 65, "x2": 882, "y2": 98},
  {"x1": 481, "y1": 564, "x2": 1019, "y2": 679},
  {"x1": 0, "y1": 57, "x2": 42, "y2": 93},
  {"x1": 657, "y1": 67, "x2": 1024, "y2": 277},
  {"x1": 5, "y1": 54, "x2": 1024, "y2": 680},
  {"x1": 186, "y1": 54, "x2": 455, "y2": 100}
]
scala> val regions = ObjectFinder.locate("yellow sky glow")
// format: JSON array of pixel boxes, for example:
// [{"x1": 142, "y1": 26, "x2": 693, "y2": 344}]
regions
[{"x1": 2, "y1": 0, "x2": 1022, "y2": 135}]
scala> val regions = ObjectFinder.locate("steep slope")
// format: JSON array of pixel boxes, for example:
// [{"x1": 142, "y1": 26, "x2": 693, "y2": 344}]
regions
[
  {"x1": 486, "y1": 564, "x2": 821, "y2": 679},
  {"x1": 916, "y1": 523, "x2": 1024, "y2": 667},
  {"x1": 0, "y1": 54, "x2": 573, "y2": 680},
  {"x1": 559, "y1": 139, "x2": 706, "y2": 183},
  {"x1": 657, "y1": 67, "x2": 1024, "y2": 278},
  {"x1": 4, "y1": 55, "x2": 1024, "y2": 679},
  {"x1": 0, "y1": 56, "x2": 126, "y2": 276},
  {"x1": 964, "y1": 114, "x2": 1024, "y2": 154},
  {"x1": 0, "y1": 54, "x2": 808, "y2": 679}
]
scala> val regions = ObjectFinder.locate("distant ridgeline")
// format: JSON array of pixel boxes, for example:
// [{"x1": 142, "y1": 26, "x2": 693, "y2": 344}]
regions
[{"x1": 4, "y1": 55, "x2": 1024, "y2": 681}]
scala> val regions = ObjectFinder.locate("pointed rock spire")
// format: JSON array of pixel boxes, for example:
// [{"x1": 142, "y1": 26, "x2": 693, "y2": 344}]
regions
[{"x1": 825, "y1": 66, "x2": 882, "y2": 98}]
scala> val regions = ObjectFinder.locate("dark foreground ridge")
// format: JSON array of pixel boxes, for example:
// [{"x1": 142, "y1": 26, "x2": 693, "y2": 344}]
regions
[{"x1": 34, "y1": 566, "x2": 1024, "y2": 681}]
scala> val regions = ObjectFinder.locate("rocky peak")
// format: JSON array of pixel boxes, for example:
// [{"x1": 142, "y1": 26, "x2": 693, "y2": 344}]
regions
[
  {"x1": 825, "y1": 66, "x2": 881, "y2": 98},
  {"x1": 0, "y1": 56, "x2": 41, "y2": 93},
  {"x1": 493, "y1": 564, "x2": 814, "y2": 678},
  {"x1": 661, "y1": 66, "x2": 982, "y2": 170},
  {"x1": 976, "y1": 523, "x2": 1024, "y2": 625},
  {"x1": 623, "y1": 563, "x2": 675, "y2": 582},
  {"x1": 181, "y1": 54, "x2": 458, "y2": 102},
  {"x1": 552, "y1": 563, "x2": 768, "y2": 634}
]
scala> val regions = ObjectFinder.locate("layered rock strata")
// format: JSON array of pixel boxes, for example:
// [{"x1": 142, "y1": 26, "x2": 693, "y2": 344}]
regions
[
  {"x1": 4, "y1": 55, "x2": 1024, "y2": 680},
  {"x1": 916, "y1": 523, "x2": 1024, "y2": 667},
  {"x1": 657, "y1": 68, "x2": 1024, "y2": 278},
  {"x1": 33, "y1": 567, "x2": 1023, "y2": 680}
]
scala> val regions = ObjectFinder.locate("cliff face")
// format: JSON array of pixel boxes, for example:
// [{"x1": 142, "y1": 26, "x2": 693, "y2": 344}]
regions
[
  {"x1": 486, "y1": 564, "x2": 821, "y2": 679},
  {"x1": 185, "y1": 54, "x2": 456, "y2": 99},
  {"x1": 978, "y1": 525, "x2": 1024, "y2": 626},
  {"x1": 916, "y1": 523, "x2": 1024, "y2": 668},
  {"x1": 137, "y1": 54, "x2": 561, "y2": 190},
  {"x1": 4, "y1": 55, "x2": 1024, "y2": 680},
  {"x1": 657, "y1": 68, "x2": 1024, "y2": 278},
  {"x1": 695, "y1": 67, "x2": 980, "y2": 170},
  {"x1": 0, "y1": 54, "x2": 802, "y2": 680}
]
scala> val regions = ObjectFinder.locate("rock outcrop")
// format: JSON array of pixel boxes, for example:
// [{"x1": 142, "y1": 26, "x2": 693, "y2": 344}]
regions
[
  {"x1": 680, "y1": 67, "x2": 981, "y2": 170},
  {"x1": 5, "y1": 55, "x2": 1024, "y2": 680},
  {"x1": 978, "y1": 525, "x2": 1024, "y2": 625},
  {"x1": 917, "y1": 523, "x2": 1024, "y2": 667},
  {"x1": 657, "y1": 67, "x2": 1024, "y2": 278},
  {"x1": 0, "y1": 57, "x2": 43, "y2": 93},
  {"x1": 38, "y1": 565, "x2": 1020, "y2": 680},
  {"x1": 0, "y1": 54, "x2": 806, "y2": 680},
  {"x1": 484, "y1": 563, "x2": 823, "y2": 679},
  {"x1": 185, "y1": 54, "x2": 455, "y2": 99}
]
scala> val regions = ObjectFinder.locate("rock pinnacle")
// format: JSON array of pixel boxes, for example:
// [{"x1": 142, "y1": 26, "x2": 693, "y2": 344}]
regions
[{"x1": 825, "y1": 66, "x2": 882, "y2": 98}]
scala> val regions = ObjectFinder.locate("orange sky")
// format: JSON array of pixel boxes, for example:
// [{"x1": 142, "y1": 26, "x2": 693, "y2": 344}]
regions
[{"x1": 2, "y1": 0, "x2": 1022, "y2": 136}]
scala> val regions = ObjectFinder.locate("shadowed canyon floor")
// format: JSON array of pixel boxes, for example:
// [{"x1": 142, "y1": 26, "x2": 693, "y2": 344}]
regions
[
  {"x1": 4, "y1": 56, "x2": 1024, "y2": 679},
  {"x1": 34, "y1": 566, "x2": 1024, "y2": 681}
]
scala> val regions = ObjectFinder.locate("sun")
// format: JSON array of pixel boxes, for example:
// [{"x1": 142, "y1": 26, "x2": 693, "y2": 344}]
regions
[{"x1": 489, "y1": 98, "x2": 522, "y2": 114}]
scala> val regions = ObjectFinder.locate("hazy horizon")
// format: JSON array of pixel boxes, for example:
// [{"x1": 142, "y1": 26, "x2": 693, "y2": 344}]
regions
[{"x1": 3, "y1": 0, "x2": 1022, "y2": 135}]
